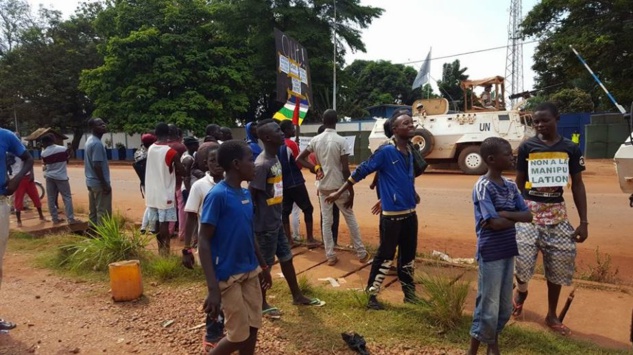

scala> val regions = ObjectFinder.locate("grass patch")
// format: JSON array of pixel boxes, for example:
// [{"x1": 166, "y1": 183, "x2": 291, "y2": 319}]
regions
[
  {"x1": 143, "y1": 255, "x2": 205, "y2": 283},
  {"x1": 415, "y1": 272, "x2": 470, "y2": 330},
  {"x1": 261, "y1": 281, "x2": 628, "y2": 354},
  {"x1": 74, "y1": 204, "x2": 87, "y2": 215},
  {"x1": 57, "y1": 215, "x2": 150, "y2": 272},
  {"x1": 579, "y1": 247, "x2": 619, "y2": 284}
]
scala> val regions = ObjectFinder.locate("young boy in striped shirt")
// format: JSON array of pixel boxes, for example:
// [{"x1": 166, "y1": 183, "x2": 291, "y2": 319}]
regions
[{"x1": 468, "y1": 137, "x2": 532, "y2": 355}]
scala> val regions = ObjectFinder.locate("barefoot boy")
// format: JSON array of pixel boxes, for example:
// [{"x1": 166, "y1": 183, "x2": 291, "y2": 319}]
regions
[
  {"x1": 513, "y1": 102, "x2": 588, "y2": 336},
  {"x1": 468, "y1": 137, "x2": 532, "y2": 355},
  {"x1": 198, "y1": 140, "x2": 271, "y2": 355},
  {"x1": 250, "y1": 119, "x2": 324, "y2": 319}
]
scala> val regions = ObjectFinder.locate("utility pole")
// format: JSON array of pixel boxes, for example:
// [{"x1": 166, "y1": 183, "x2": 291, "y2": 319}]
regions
[
  {"x1": 332, "y1": 0, "x2": 337, "y2": 111},
  {"x1": 505, "y1": 0, "x2": 523, "y2": 107}
]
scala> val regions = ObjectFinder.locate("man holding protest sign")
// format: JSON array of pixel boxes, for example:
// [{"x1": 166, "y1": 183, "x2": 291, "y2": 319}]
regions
[{"x1": 512, "y1": 102, "x2": 588, "y2": 337}]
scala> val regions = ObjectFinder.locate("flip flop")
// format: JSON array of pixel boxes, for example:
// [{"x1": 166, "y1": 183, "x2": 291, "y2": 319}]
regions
[
  {"x1": 0, "y1": 319, "x2": 16, "y2": 331},
  {"x1": 262, "y1": 307, "x2": 282, "y2": 319},
  {"x1": 547, "y1": 322, "x2": 571, "y2": 336},
  {"x1": 294, "y1": 298, "x2": 326, "y2": 307},
  {"x1": 201, "y1": 333, "x2": 220, "y2": 354},
  {"x1": 512, "y1": 290, "x2": 528, "y2": 317}
]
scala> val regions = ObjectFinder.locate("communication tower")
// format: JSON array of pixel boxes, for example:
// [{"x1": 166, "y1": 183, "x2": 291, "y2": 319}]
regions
[{"x1": 505, "y1": 0, "x2": 523, "y2": 106}]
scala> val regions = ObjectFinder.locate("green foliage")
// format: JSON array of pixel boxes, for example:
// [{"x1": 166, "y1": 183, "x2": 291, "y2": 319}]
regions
[
  {"x1": 549, "y1": 88, "x2": 594, "y2": 113},
  {"x1": 436, "y1": 60, "x2": 469, "y2": 110},
  {"x1": 208, "y1": 0, "x2": 384, "y2": 123},
  {"x1": 415, "y1": 272, "x2": 470, "y2": 330},
  {"x1": 521, "y1": 0, "x2": 633, "y2": 111},
  {"x1": 144, "y1": 255, "x2": 204, "y2": 282},
  {"x1": 57, "y1": 215, "x2": 151, "y2": 272},
  {"x1": 0, "y1": 2, "x2": 103, "y2": 147},
  {"x1": 338, "y1": 59, "x2": 423, "y2": 117},
  {"x1": 80, "y1": 0, "x2": 253, "y2": 133}
]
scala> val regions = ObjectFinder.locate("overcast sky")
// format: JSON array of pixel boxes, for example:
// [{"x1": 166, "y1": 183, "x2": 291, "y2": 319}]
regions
[{"x1": 29, "y1": 0, "x2": 540, "y2": 95}]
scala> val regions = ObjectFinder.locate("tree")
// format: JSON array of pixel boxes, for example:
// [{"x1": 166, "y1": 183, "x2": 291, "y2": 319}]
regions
[
  {"x1": 0, "y1": 3, "x2": 103, "y2": 149},
  {"x1": 436, "y1": 60, "x2": 469, "y2": 110},
  {"x1": 209, "y1": 0, "x2": 383, "y2": 123},
  {"x1": 521, "y1": 0, "x2": 633, "y2": 111},
  {"x1": 0, "y1": 0, "x2": 32, "y2": 55},
  {"x1": 337, "y1": 59, "x2": 427, "y2": 117},
  {"x1": 81, "y1": 0, "x2": 255, "y2": 134},
  {"x1": 549, "y1": 88, "x2": 594, "y2": 113}
]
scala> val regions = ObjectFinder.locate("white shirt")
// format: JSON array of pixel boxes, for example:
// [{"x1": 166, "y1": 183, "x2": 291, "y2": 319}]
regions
[
  {"x1": 184, "y1": 172, "x2": 217, "y2": 216},
  {"x1": 306, "y1": 128, "x2": 349, "y2": 191},
  {"x1": 145, "y1": 143, "x2": 178, "y2": 209}
]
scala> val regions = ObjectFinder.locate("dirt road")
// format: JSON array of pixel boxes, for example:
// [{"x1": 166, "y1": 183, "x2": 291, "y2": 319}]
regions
[{"x1": 47, "y1": 159, "x2": 632, "y2": 284}]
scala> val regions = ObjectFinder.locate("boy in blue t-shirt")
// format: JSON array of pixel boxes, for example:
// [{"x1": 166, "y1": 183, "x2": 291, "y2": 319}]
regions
[
  {"x1": 468, "y1": 137, "x2": 532, "y2": 355},
  {"x1": 198, "y1": 140, "x2": 271, "y2": 355}
]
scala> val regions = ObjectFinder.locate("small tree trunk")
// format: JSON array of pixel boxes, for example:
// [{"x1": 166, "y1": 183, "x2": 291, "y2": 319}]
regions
[{"x1": 72, "y1": 126, "x2": 84, "y2": 152}]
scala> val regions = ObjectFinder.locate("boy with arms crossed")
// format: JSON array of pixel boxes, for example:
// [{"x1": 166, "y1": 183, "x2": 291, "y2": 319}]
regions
[{"x1": 468, "y1": 137, "x2": 532, "y2": 355}]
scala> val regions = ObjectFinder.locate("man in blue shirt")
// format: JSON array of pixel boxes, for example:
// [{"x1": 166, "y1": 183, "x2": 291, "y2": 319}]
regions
[
  {"x1": 326, "y1": 111, "x2": 420, "y2": 310},
  {"x1": 0, "y1": 128, "x2": 34, "y2": 331},
  {"x1": 84, "y1": 118, "x2": 111, "y2": 226}
]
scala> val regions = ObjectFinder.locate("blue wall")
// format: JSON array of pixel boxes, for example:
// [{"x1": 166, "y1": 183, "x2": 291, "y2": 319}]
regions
[{"x1": 559, "y1": 113, "x2": 591, "y2": 153}]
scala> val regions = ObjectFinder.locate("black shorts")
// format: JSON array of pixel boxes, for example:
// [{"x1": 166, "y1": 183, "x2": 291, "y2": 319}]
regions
[{"x1": 282, "y1": 184, "x2": 313, "y2": 219}]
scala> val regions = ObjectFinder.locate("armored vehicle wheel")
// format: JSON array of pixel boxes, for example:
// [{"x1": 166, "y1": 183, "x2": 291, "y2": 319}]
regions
[
  {"x1": 458, "y1": 145, "x2": 488, "y2": 175},
  {"x1": 411, "y1": 128, "x2": 434, "y2": 157}
]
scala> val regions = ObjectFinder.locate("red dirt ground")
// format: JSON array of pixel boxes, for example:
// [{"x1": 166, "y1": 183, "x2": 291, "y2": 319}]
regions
[{"x1": 58, "y1": 159, "x2": 632, "y2": 285}]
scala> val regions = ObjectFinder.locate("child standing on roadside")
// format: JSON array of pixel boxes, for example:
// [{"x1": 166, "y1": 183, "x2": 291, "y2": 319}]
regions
[
  {"x1": 468, "y1": 137, "x2": 532, "y2": 355},
  {"x1": 198, "y1": 140, "x2": 271, "y2": 355}
]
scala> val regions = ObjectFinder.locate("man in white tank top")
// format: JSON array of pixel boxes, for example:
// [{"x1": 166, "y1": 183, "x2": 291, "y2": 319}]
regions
[{"x1": 145, "y1": 123, "x2": 185, "y2": 256}]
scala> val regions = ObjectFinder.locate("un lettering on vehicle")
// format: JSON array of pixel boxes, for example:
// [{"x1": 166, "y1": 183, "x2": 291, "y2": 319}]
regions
[{"x1": 479, "y1": 123, "x2": 491, "y2": 131}]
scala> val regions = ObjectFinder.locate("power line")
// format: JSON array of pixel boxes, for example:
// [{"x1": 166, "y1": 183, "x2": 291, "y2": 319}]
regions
[{"x1": 399, "y1": 40, "x2": 539, "y2": 65}]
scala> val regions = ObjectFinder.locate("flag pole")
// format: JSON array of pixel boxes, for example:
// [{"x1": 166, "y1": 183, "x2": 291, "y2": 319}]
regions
[{"x1": 332, "y1": 0, "x2": 337, "y2": 111}]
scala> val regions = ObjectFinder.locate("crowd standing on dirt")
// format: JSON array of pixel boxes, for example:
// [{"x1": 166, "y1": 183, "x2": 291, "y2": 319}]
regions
[{"x1": 0, "y1": 101, "x2": 591, "y2": 354}]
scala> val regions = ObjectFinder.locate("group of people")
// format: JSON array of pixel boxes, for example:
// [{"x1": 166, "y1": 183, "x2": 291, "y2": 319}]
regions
[
  {"x1": 0, "y1": 100, "x2": 589, "y2": 354},
  {"x1": 4, "y1": 133, "x2": 81, "y2": 228}
]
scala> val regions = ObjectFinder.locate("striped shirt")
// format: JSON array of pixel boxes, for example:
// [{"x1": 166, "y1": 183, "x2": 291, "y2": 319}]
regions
[
  {"x1": 472, "y1": 176, "x2": 528, "y2": 262},
  {"x1": 41, "y1": 144, "x2": 69, "y2": 180}
]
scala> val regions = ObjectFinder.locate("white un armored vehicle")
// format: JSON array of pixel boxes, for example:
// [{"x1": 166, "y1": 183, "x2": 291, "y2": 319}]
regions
[
  {"x1": 368, "y1": 76, "x2": 535, "y2": 175},
  {"x1": 613, "y1": 102, "x2": 633, "y2": 206}
]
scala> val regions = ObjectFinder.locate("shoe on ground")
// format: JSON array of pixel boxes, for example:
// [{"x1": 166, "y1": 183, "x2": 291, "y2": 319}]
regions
[
  {"x1": 68, "y1": 218, "x2": 83, "y2": 224},
  {"x1": 359, "y1": 252, "x2": 372, "y2": 264},
  {"x1": 403, "y1": 294, "x2": 423, "y2": 305},
  {"x1": 0, "y1": 319, "x2": 16, "y2": 331},
  {"x1": 53, "y1": 218, "x2": 66, "y2": 225},
  {"x1": 327, "y1": 256, "x2": 338, "y2": 266},
  {"x1": 367, "y1": 295, "x2": 385, "y2": 310}
]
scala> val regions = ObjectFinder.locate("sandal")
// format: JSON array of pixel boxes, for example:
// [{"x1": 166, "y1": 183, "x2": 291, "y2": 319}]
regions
[
  {"x1": 293, "y1": 298, "x2": 326, "y2": 307},
  {"x1": 0, "y1": 319, "x2": 16, "y2": 331},
  {"x1": 512, "y1": 290, "x2": 528, "y2": 317},
  {"x1": 262, "y1": 307, "x2": 282, "y2": 319},
  {"x1": 547, "y1": 321, "x2": 572, "y2": 336},
  {"x1": 201, "y1": 333, "x2": 220, "y2": 354}
]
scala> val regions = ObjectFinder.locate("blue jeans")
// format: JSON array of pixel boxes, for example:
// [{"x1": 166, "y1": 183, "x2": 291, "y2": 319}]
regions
[
  {"x1": 255, "y1": 227, "x2": 293, "y2": 266},
  {"x1": 470, "y1": 256, "x2": 514, "y2": 344}
]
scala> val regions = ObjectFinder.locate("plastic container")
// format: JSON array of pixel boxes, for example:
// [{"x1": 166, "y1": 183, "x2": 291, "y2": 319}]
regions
[{"x1": 108, "y1": 260, "x2": 143, "y2": 302}]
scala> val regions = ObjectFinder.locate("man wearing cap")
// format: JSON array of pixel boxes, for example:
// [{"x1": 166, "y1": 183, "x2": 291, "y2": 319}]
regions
[{"x1": 415, "y1": 103, "x2": 426, "y2": 117}]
